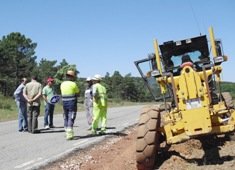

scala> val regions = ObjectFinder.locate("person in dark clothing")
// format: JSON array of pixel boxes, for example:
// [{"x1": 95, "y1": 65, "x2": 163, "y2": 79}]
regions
[
  {"x1": 181, "y1": 54, "x2": 193, "y2": 64},
  {"x1": 23, "y1": 76, "x2": 42, "y2": 133}
]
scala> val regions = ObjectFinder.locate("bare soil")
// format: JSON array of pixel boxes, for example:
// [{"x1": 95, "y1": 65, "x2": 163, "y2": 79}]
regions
[{"x1": 42, "y1": 126, "x2": 235, "y2": 170}]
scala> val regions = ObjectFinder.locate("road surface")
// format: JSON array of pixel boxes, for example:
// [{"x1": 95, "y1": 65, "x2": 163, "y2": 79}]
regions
[{"x1": 0, "y1": 105, "x2": 145, "y2": 170}]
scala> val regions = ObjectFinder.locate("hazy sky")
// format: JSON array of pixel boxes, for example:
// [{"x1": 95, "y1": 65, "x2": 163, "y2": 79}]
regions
[{"x1": 1, "y1": 0, "x2": 234, "y2": 82}]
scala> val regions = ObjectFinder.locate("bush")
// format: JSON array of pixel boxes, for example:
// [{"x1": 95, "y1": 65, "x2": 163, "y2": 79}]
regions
[{"x1": 0, "y1": 94, "x2": 13, "y2": 110}]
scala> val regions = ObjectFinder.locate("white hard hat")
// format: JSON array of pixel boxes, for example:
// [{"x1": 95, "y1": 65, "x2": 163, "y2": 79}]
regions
[
  {"x1": 92, "y1": 74, "x2": 102, "y2": 81},
  {"x1": 66, "y1": 70, "x2": 76, "y2": 77},
  {"x1": 86, "y1": 77, "x2": 91, "y2": 81}
]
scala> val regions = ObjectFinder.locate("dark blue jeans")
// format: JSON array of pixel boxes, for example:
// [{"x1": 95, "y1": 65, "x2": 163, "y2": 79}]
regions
[
  {"x1": 44, "y1": 103, "x2": 55, "y2": 127},
  {"x1": 62, "y1": 100, "x2": 77, "y2": 128}
]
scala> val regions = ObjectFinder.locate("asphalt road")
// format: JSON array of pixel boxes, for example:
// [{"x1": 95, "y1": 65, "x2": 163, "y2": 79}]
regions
[{"x1": 0, "y1": 105, "x2": 145, "y2": 170}]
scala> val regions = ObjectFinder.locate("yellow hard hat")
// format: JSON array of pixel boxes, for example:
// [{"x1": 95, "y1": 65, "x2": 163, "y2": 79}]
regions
[{"x1": 66, "y1": 70, "x2": 75, "y2": 77}]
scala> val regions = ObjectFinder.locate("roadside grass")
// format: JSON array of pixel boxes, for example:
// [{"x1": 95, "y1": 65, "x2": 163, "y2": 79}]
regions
[
  {"x1": 0, "y1": 95, "x2": 151, "y2": 122},
  {"x1": 0, "y1": 95, "x2": 17, "y2": 121},
  {"x1": 1, "y1": 92, "x2": 234, "y2": 122},
  {"x1": 0, "y1": 97, "x2": 80, "y2": 122}
]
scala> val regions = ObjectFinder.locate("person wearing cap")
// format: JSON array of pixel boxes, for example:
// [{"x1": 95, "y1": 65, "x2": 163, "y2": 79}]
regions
[
  {"x1": 23, "y1": 76, "x2": 42, "y2": 133},
  {"x1": 91, "y1": 74, "x2": 108, "y2": 135},
  {"x1": 42, "y1": 77, "x2": 56, "y2": 129},
  {"x1": 14, "y1": 77, "x2": 28, "y2": 132},
  {"x1": 60, "y1": 70, "x2": 79, "y2": 140},
  {"x1": 181, "y1": 54, "x2": 200, "y2": 71},
  {"x1": 84, "y1": 77, "x2": 93, "y2": 127}
]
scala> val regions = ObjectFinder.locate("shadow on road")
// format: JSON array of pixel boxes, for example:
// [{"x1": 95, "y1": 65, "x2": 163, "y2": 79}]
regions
[
  {"x1": 38, "y1": 126, "x2": 65, "y2": 133},
  {"x1": 73, "y1": 131, "x2": 127, "y2": 140},
  {"x1": 39, "y1": 129, "x2": 65, "y2": 133},
  {"x1": 106, "y1": 126, "x2": 116, "y2": 130}
]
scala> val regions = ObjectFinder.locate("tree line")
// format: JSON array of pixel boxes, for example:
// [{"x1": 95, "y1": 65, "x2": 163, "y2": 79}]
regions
[
  {"x1": 0, "y1": 32, "x2": 152, "y2": 102},
  {"x1": 0, "y1": 32, "x2": 234, "y2": 102}
]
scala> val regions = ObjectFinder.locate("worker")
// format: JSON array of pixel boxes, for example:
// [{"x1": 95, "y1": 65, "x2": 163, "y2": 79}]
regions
[
  {"x1": 181, "y1": 54, "x2": 200, "y2": 70},
  {"x1": 14, "y1": 77, "x2": 28, "y2": 132},
  {"x1": 84, "y1": 77, "x2": 93, "y2": 127},
  {"x1": 60, "y1": 70, "x2": 79, "y2": 140},
  {"x1": 42, "y1": 77, "x2": 55, "y2": 129},
  {"x1": 91, "y1": 74, "x2": 108, "y2": 135},
  {"x1": 181, "y1": 54, "x2": 193, "y2": 68},
  {"x1": 23, "y1": 76, "x2": 42, "y2": 133}
]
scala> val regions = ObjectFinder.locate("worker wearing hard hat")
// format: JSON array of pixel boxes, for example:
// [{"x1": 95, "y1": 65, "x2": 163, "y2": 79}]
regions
[
  {"x1": 91, "y1": 74, "x2": 107, "y2": 135},
  {"x1": 84, "y1": 77, "x2": 93, "y2": 127},
  {"x1": 60, "y1": 70, "x2": 79, "y2": 140}
]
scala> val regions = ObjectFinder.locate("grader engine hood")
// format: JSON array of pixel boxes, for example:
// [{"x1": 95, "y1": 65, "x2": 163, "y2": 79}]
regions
[{"x1": 177, "y1": 65, "x2": 203, "y2": 103}]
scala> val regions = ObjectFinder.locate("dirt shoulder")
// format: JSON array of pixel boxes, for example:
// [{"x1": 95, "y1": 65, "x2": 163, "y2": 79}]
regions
[
  {"x1": 42, "y1": 126, "x2": 235, "y2": 170},
  {"x1": 42, "y1": 126, "x2": 137, "y2": 170}
]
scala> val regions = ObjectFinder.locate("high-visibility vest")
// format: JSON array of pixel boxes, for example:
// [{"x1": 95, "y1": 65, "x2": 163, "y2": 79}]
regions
[
  {"x1": 60, "y1": 81, "x2": 79, "y2": 101},
  {"x1": 93, "y1": 83, "x2": 107, "y2": 107}
]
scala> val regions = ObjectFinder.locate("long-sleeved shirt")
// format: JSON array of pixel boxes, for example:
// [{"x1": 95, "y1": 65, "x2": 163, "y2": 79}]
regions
[
  {"x1": 13, "y1": 83, "x2": 26, "y2": 102},
  {"x1": 84, "y1": 86, "x2": 93, "y2": 106}
]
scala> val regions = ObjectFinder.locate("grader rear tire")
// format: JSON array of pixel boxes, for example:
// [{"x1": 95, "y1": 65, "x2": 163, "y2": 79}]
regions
[
  {"x1": 136, "y1": 106, "x2": 161, "y2": 170},
  {"x1": 222, "y1": 92, "x2": 234, "y2": 109}
]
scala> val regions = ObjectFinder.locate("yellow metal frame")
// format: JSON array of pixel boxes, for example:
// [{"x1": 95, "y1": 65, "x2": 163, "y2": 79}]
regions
[
  {"x1": 154, "y1": 27, "x2": 235, "y2": 144},
  {"x1": 209, "y1": 26, "x2": 218, "y2": 57},
  {"x1": 153, "y1": 39, "x2": 167, "y2": 94}
]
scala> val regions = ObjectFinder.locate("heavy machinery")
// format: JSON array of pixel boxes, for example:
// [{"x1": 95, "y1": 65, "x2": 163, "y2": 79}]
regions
[{"x1": 134, "y1": 27, "x2": 235, "y2": 170}]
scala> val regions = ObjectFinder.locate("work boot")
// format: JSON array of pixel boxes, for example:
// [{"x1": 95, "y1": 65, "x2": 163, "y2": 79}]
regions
[
  {"x1": 99, "y1": 128, "x2": 106, "y2": 135},
  {"x1": 66, "y1": 128, "x2": 74, "y2": 140},
  {"x1": 99, "y1": 131, "x2": 106, "y2": 135},
  {"x1": 91, "y1": 129, "x2": 97, "y2": 135}
]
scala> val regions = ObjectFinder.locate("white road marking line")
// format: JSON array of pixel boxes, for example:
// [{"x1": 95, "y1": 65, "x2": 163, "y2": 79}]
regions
[
  {"x1": 73, "y1": 139, "x2": 89, "y2": 146},
  {"x1": 15, "y1": 157, "x2": 42, "y2": 169}
]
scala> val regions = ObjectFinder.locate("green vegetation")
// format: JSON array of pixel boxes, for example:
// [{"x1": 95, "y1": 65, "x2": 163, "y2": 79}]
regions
[
  {"x1": 0, "y1": 32, "x2": 151, "y2": 102},
  {"x1": 0, "y1": 97, "x2": 78, "y2": 122},
  {"x1": 0, "y1": 94, "x2": 17, "y2": 121},
  {"x1": 1, "y1": 81, "x2": 234, "y2": 122},
  {"x1": 0, "y1": 32, "x2": 234, "y2": 122},
  {"x1": 221, "y1": 81, "x2": 235, "y2": 98},
  {"x1": 0, "y1": 32, "x2": 152, "y2": 121},
  {"x1": 0, "y1": 95, "x2": 149, "y2": 122}
]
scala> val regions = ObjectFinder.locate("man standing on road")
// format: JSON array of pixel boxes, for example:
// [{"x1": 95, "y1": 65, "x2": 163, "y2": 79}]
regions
[
  {"x1": 23, "y1": 76, "x2": 42, "y2": 133},
  {"x1": 60, "y1": 70, "x2": 79, "y2": 140},
  {"x1": 14, "y1": 77, "x2": 28, "y2": 132},
  {"x1": 42, "y1": 77, "x2": 55, "y2": 129},
  {"x1": 91, "y1": 74, "x2": 108, "y2": 135},
  {"x1": 84, "y1": 77, "x2": 93, "y2": 127}
]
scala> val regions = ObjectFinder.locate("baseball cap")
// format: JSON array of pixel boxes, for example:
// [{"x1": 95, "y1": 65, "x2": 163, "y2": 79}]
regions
[{"x1": 47, "y1": 77, "x2": 54, "y2": 83}]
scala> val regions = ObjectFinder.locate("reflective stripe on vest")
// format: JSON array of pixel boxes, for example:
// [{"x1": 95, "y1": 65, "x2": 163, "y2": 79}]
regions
[{"x1": 61, "y1": 94, "x2": 76, "y2": 101}]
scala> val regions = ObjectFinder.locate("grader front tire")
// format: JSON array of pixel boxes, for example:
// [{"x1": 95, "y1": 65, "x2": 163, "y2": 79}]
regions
[{"x1": 136, "y1": 106, "x2": 160, "y2": 170}]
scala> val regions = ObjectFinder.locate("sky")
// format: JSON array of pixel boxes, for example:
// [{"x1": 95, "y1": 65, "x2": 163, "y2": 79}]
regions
[{"x1": 1, "y1": 0, "x2": 235, "y2": 82}]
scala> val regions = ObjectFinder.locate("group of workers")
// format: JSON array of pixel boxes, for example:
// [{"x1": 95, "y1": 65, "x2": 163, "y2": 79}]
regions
[{"x1": 13, "y1": 70, "x2": 107, "y2": 140}]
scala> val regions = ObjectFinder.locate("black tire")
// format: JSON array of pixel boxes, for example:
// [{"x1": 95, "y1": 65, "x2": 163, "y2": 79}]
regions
[
  {"x1": 222, "y1": 92, "x2": 234, "y2": 109},
  {"x1": 136, "y1": 105, "x2": 161, "y2": 170}
]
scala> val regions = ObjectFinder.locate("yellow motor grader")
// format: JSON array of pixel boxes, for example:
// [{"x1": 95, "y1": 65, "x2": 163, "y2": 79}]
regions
[{"x1": 134, "y1": 27, "x2": 235, "y2": 170}]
